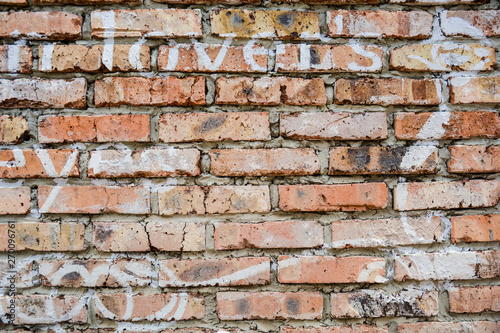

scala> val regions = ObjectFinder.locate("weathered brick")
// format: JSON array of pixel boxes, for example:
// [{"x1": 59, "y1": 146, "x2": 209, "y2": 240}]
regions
[
  {"x1": 95, "y1": 77, "x2": 205, "y2": 106},
  {"x1": 211, "y1": 9, "x2": 320, "y2": 39},
  {"x1": 95, "y1": 293, "x2": 205, "y2": 321},
  {"x1": 158, "y1": 0, "x2": 259, "y2": 2},
  {"x1": 391, "y1": 44, "x2": 496, "y2": 72},
  {"x1": 214, "y1": 221, "x2": 323, "y2": 250},
  {"x1": 331, "y1": 290, "x2": 438, "y2": 318},
  {"x1": 276, "y1": 44, "x2": 383, "y2": 73},
  {"x1": 39, "y1": 45, "x2": 150, "y2": 73},
  {"x1": 329, "y1": 146, "x2": 438, "y2": 175},
  {"x1": 39, "y1": 259, "x2": 152, "y2": 287},
  {"x1": 158, "y1": 43, "x2": 268, "y2": 73},
  {"x1": 335, "y1": 78, "x2": 442, "y2": 105},
  {"x1": 451, "y1": 214, "x2": 500, "y2": 243},
  {"x1": 273, "y1": 0, "x2": 377, "y2": 3},
  {"x1": 0, "y1": 222, "x2": 85, "y2": 252},
  {"x1": 280, "y1": 112, "x2": 388, "y2": 141},
  {"x1": 394, "y1": 111, "x2": 500, "y2": 140},
  {"x1": 159, "y1": 112, "x2": 270, "y2": 143},
  {"x1": 216, "y1": 77, "x2": 326, "y2": 106},
  {"x1": 327, "y1": 10, "x2": 433, "y2": 39},
  {"x1": 91, "y1": 9, "x2": 202, "y2": 38},
  {"x1": 211, "y1": 148, "x2": 320, "y2": 176},
  {"x1": 38, "y1": 185, "x2": 150, "y2": 214},
  {"x1": 93, "y1": 222, "x2": 149, "y2": 252},
  {"x1": 449, "y1": 145, "x2": 500, "y2": 173},
  {"x1": 0, "y1": 149, "x2": 79, "y2": 178},
  {"x1": 158, "y1": 186, "x2": 270, "y2": 215},
  {"x1": 393, "y1": 180, "x2": 500, "y2": 211},
  {"x1": 0, "y1": 0, "x2": 27, "y2": 5},
  {"x1": 0, "y1": 46, "x2": 32, "y2": 73},
  {"x1": 0, "y1": 11, "x2": 82, "y2": 40},
  {"x1": 0, "y1": 116, "x2": 28, "y2": 144},
  {"x1": 147, "y1": 222, "x2": 205, "y2": 252},
  {"x1": 398, "y1": 321, "x2": 500, "y2": 333},
  {"x1": 159, "y1": 257, "x2": 270, "y2": 287},
  {"x1": 0, "y1": 187, "x2": 30, "y2": 215},
  {"x1": 330, "y1": 216, "x2": 442, "y2": 249},
  {"x1": 278, "y1": 256, "x2": 386, "y2": 284},
  {"x1": 88, "y1": 149, "x2": 200, "y2": 178},
  {"x1": 279, "y1": 183, "x2": 388, "y2": 212},
  {"x1": 0, "y1": 260, "x2": 34, "y2": 289},
  {"x1": 281, "y1": 326, "x2": 387, "y2": 333},
  {"x1": 441, "y1": 10, "x2": 500, "y2": 37},
  {"x1": 450, "y1": 77, "x2": 500, "y2": 104},
  {"x1": 217, "y1": 292, "x2": 323, "y2": 320},
  {"x1": 162, "y1": 329, "x2": 260, "y2": 333},
  {"x1": 448, "y1": 286, "x2": 500, "y2": 313},
  {"x1": 38, "y1": 114, "x2": 150, "y2": 143},
  {"x1": 0, "y1": 78, "x2": 86, "y2": 109},
  {"x1": 36, "y1": 0, "x2": 140, "y2": 4}
]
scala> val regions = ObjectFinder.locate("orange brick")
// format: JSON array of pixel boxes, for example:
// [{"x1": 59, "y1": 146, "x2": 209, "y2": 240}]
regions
[
  {"x1": 448, "y1": 286, "x2": 500, "y2": 313},
  {"x1": 0, "y1": 0, "x2": 27, "y2": 5},
  {"x1": 0, "y1": 116, "x2": 28, "y2": 144},
  {"x1": 441, "y1": 10, "x2": 500, "y2": 37},
  {"x1": 451, "y1": 214, "x2": 500, "y2": 243},
  {"x1": 159, "y1": 0, "x2": 259, "y2": 2},
  {"x1": 36, "y1": 0, "x2": 140, "y2": 4},
  {"x1": 449, "y1": 145, "x2": 500, "y2": 173},
  {"x1": 281, "y1": 326, "x2": 387, "y2": 333},
  {"x1": 0, "y1": 46, "x2": 32, "y2": 73},
  {"x1": 0, "y1": 149, "x2": 79, "y2": 178},
  {"x1": 450, "y1": 77, "x2": 500, "y2": 104},
  {"x1": 398, "y1": 322, "x2": 500, "y2": 333},
  {"x1": 93, "y1": 222, "x2": 149, "y2": 252},
  {"x1": 147, "y1": 222, "x2": 205, "y2": 252},
  {"x1": 0, "y1": 187, "x2": 30, "y2": 215},
  {"x1": 274, "y1": 0, "x2": 377, "y2": 3}
]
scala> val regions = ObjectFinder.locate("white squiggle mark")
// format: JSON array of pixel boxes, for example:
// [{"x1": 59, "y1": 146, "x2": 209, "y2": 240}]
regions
[
  {"x1": 357, "y1": 261, "x2": 387, "y2": 283},
  {"x1": 193, "y1": 37, "x2": 232, "y2": 71},
  {"x1": 440, "y1": 12, "x2": 488, "y2": 42},
  {"x1": 39, "y1": 185, "x2": 62, "y2": 213},
  {"x1": 35, "y1": 149, "x2": 78, "y2": 178},
  {"x1": 95, "y1": 11, "x2": 116, "y2": 71},
  {"x1": 243, "y1": 39, "x2": 268, "y2": 72},
  {"x1": 0, "y1": 149, "x2": 25, "y2": 168},
  {"x1": 40, "y1": 44, "x2": 54, "y2": 72},
  {"x1": 7, "y1": 45, "x2": 20, "y2": 73},
  {"x1": 129, "y1": 37, "x2": 146, "y2": 71},
  {"x1": 349, "y1": 45, "x2": 382, "y2": 72}
]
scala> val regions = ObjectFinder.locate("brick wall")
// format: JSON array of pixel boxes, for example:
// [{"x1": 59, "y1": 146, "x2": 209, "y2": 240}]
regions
[{"x1": 0, "y1": 0, "x2": 499, "y2": 331}]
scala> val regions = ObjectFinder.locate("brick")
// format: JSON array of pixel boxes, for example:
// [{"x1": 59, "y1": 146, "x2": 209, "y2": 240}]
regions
[
  {"x1": 391, "y1": 44, "x2": 496, "y2": 72},
  {"x1": 335, "y1": 78, "x2": 442, "y2": 105},
  {"x1": 0, "y1": 11, "x2": 82, "y2": 40},
  {"x1": 211, "y1": 9, "x2": 320, "y2": 40},
  {"x1": 39, "y1": 45, "x2": 150, "y2": 73},
  {"x1": 158, "y1": 186, "x2": 270, "y2": 215},
  {"x1": 159, "y1": 257, "x2": 270, "y2": 287},
  {"x1": 158, "y1": 43, "x2": 268, "y2": 73},
  {"x1": 38, "y1": 185, "x2": 150, "y2": 214},
  {"x1": 394, "y1": 111, "x2": 500, "y2": 140},
  {"x1": 274, "y1": 0, "x2": 377, "y2": 3},
  {"x1": 0, "y1": 187, "x2": 30, "y2": 215},
  {"x1": 93, "y1": 222, "x2": 150, "y2": 252},
  {"x1": 0, "y1": 78, "x2": 86, "y2": 109},
  {"x1": 394, "y1": 180, "x2": 500, "y2": 211},
  {"x1": 448, "y1": 286, "x2": 500, "y2": 313},
  {"x1": 0, "y1": 149, "x2": 79, "y2": 178},
  {"x1": 162, "y1": 330, "x2": 261, "y2": 333},
  {"x1": 0, "y1": 222, "x2": 85, "y2": 252},
  {"x1": 95, "y1": 293, "x2": 205, "y2": 321},
  {"x1": 449, "y1": 145, "x2": 500, "y2": 173},
  {"x1": 441, "y1": 10, "x2": 500, "y2": 37},
  {"x1": 279, "y1": 183, "x2": 388, "y2": 212},
  {"x1": 451, "y1": 214, "x2": 500, "y2": 243},
  {"x1": 159, "y1": 112, "x2": 270, "y2": 143},
  {"x1": 398, "y1": 322, "x2": 500, "y2": 333},
  {"x1": 95, "y1": 77, "x2": 205, "y2": 106},
  {"x1": 217, "y1": 292, "x2": 323, "y2": 320},
  {"x1": 450, "y1": 77, "x2": 500, "y2": 104},
  {"x1": 276, "y1": 44, "x2": 383, "y2": 73},
  {"x1": 38, "y1": 114, "x2": 150, "y2": 143},
  {"x1": 281, "y1": 326, "x2": 388, "y2": 333},
  {"x1": 331, "y1": 290, "x2": 438, "y2": 318},
  {"x1": 0, "y1": 0, "x2": 27, "y2": 5},
  {"x1": 36, "y1": 0, "x2": 140, "y2": 4},
  {"x1": 88, "y1": 149, "x2": 200, "y2": 178},
  {"x1": 280, "y1": 112, "x2": 387, "y2": 141},
  {"x1": 91, "y1": 9, "x2": 202, "y2": 38},
  {"x1": 331, "y1": 216, "x2": 442, "y2": 249},
  {"x1": 329, "y1": 146, "x2": 438, "y2": 175},
  {"x1": 158, "y1": 0, "x2": 260, "y2": 2},
  {"x1": 39, "y1": 259, "x2": 151, "y2": 287},
  {"x1": 0, "y1": 116, "x2": 28, "y2": 144},
  {"x1": 327, "y1": 10, "x2": 433, "y2": 39},
  {"x1": 0, "y1": 260, "x2": 34, "y2": 289},
  {"x1": 278, "y1": 256, "x2": 386, "y2": 284},
  {"x1": 214, "y1": 221, "x2": 323, "y2": 250},
  {"x1": 210, "y1": 148, "x2": 320, "y2": 176},
  {"x1": 146, "y1": 222, "x2": 205, "y2": 252},
  {"x1": 216, "y1": 77, "x2": 326, "y2": 106},
  {"x1": 0, "y1": 46, "x2": 32, "y2": 73}
]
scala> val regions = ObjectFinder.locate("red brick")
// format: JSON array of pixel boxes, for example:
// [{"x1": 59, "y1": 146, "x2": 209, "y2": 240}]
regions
[
  {"x1": 159, "y1": 0, "x2": 259, "y2": 2},
  {"x1": 36, "y1": 0, "x2": 139, "y2": 4},
  {"x1": 327, "y1": 10, "x2": 433, "y2": 39},
  {"x1": 95, "y1": 293, "x2": 205, "y2": 321},
  {"x1": 38, "y1": 185, "x2": 150, "y2": 214},
  {"x1": 159, "y1": 257, "x2": 270, "y2": 287},
  {"x1": 279, "y1": 183, "x2": 388, "y2": 212},
  {"x1": 211, "y1": 148, "x2": 320, "y2": 176},
  {"x1": 449, "y1": 145, "x2": 500, "y2": 173},
  {"x1": 0, "y1": 116, "x2": 28, "y2": 144},
  {"x1": 217, "y1": 292, "x2": 323, "y2": 320},
  {"x1": 450, "y1": 77, "x2": 500, "y2": 104},
  {"x1": 273, "y1": 0, "x2": 377, "y2": 4},
  {"x1": 159, "y1": 112, "x2": 270, "y2": 143},
  {"x1": 162, "y1": 330, "x2": 260, "y2": 333},
  {"x1": 398, "y1": 322, "x2": 500, "y2": 333},
  {"x1": 0, "y1": 78, "x2": 86, "y2": 109},
  {"x1": 0, "y1": 11, "x2": 82, "y2": 40},
  {"x1": 147, "y1": 222, "x2": 205, "y2": 252},
  {"x1": 93, "y1": 222, "x2": 150, "y2": 252},
  {"x1": 280, "y1": 112, "x2": 388, "y2": 141},
  {"x1": 451, "y1": 214, "x2": 500, "y2": 243},
  {"x1": 0, "y1": 187, "x2": 30, "y2": 215},
  {"x1": 0, "y1": 0, "x2": 27, "y2": 5},
  {"x1": 214, "y1": 221, "x2": 323, "y2": 250},
  {"x1": 0, "y1": 149, "x2": 79, "y2": 178},
  {"x1": 441, "y1": 10, "x2": 500, "y2": 37},
  {"x1": 448, "y1": 286, "x2": 500, "y2": 313},
  {"x1": 335, "y1": 78, "x2": 442, "y2": 105},
  {"x1": 0, "y1": 46, "x2": 32, "y2": 73},
  {"x1": 281, "y1": 326, "x2": 387, "y2": 333},
  {"x1": 95, "y1": 77, "x2": 205, "y2": 107},
  {"x1": 394, "y1": 111, "x2": 500, "y2": 140},
  {"x1": 38, "y1": 114, "x2": 150, "y2": 143}
]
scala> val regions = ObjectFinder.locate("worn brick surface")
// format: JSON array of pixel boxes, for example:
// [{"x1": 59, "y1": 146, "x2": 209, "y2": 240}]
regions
[
  {"x1": 448, "y1": 286, "x2": 500, "y2": 313},
  {"x1": 0, "y1": 45, "x2": 32, "y2": 73},
  {"x1": 0, "y1": 149, "x2": 79, "y2": 178},
  {"x1": 281, "y1": 326, "x2": 388, "y2": 333},
  {"x1": 0, "y1": 260, "x2": 34, "y2": 288},
  {"x1": 451, "y1": 214, "x2": 500, "y2": 243},
  {"x1": 448, "y1": 145, "x2": 500, "y2": 173},
  {"x1": 450, "y1": 77, "x2": 500, "y2": 104},
  {"x1": 0, "y1": 116, "x2": 28, "y2": 144},
  {"x1": 398, "y1": 322, "x2": 500, "y2": 333},
  {"x1": 0, "y1": 187, "x2": 30, "y2": 215},
  {"x1": 440, "y1": 10, "x2": 500, "y2": 37}
]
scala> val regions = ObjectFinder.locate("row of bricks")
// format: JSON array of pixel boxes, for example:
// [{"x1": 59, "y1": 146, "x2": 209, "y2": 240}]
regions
[
  {"x1": 0, "y1": 10, "x2": 499, "y2": 41},
  {"x1": 1, "y1": 43, "x2": 498, "y2": 74},
  {"x1": 1, "y1": 179, "x2": 500, "y2": 214},
  {"x1": 0, "y1": 287, "x2": 498, "y2": 323},
  {"x1": 1, "y1": 214, "x2": 498, "y2": 252},
  {"x1": 2, "y1": 76, "x2": 500, "y2": 108}
]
